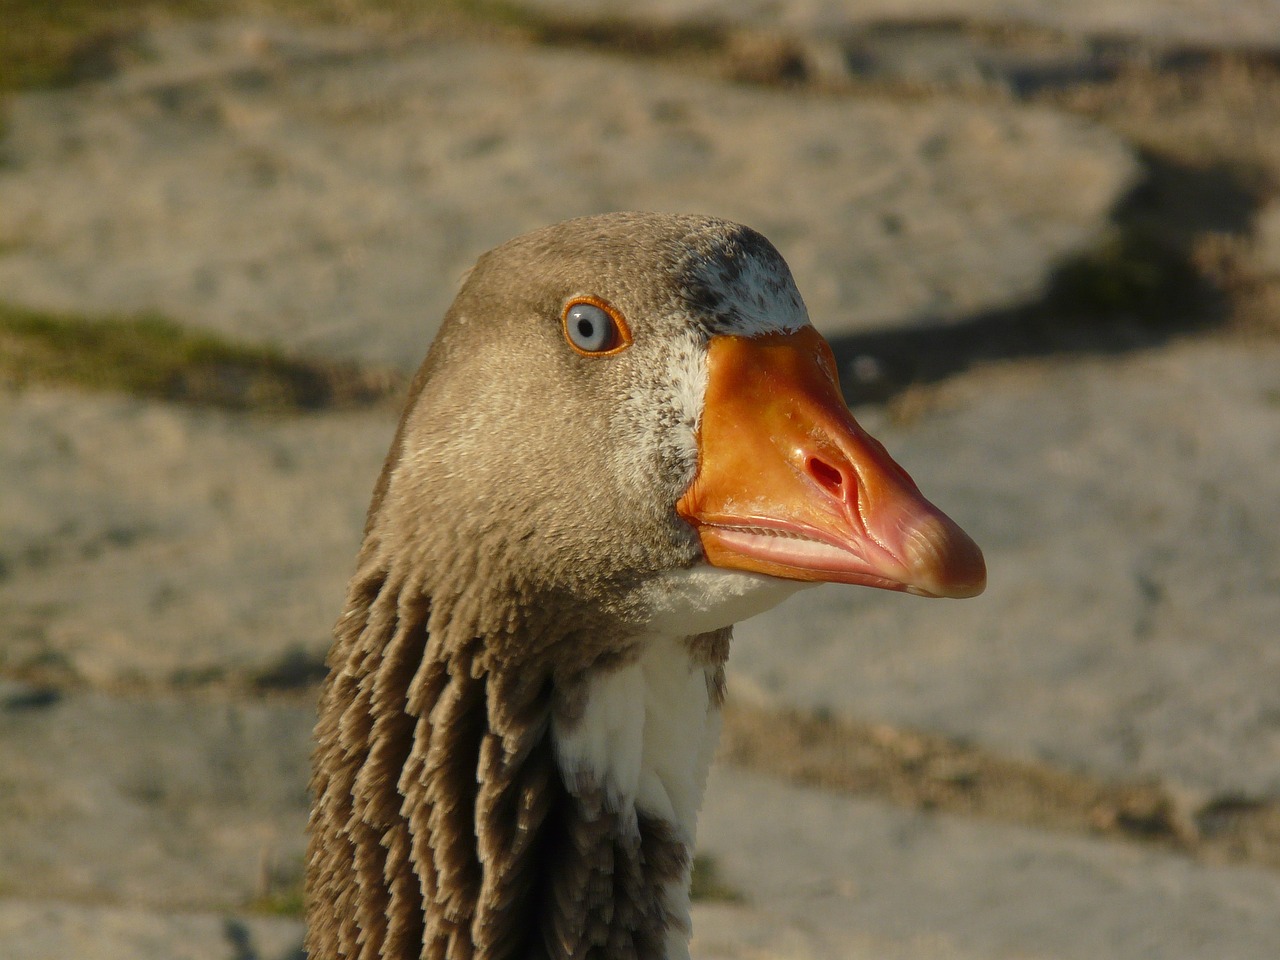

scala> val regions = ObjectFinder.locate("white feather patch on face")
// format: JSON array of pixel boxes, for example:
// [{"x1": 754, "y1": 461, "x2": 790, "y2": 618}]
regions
[
  {"x1": 610, "y1": 328, "x2": 706, "y2": 503},
  {"x1": 610, "y1": 243, "x2": 809, "y2": 509},
  {"x1": 551, "y1": 633, "x2": 723, "y2": 960}
]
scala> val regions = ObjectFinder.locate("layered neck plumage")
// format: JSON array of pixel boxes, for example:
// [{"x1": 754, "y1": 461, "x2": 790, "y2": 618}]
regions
[{"x1": 306, "y1": 542, "x2": 729, "y2": 960}]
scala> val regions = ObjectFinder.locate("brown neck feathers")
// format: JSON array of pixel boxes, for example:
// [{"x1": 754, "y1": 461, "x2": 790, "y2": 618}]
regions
[{"x1": 305, "y1": 565, "x2": 686, "y2": 960}]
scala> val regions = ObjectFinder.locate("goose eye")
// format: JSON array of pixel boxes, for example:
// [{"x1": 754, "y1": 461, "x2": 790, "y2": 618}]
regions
[{"x1": 562, "y1": 299, "x2": 630, "y2": 356}]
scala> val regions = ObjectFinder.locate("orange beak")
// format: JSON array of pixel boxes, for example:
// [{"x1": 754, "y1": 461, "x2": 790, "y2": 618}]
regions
[{"x1": 676, "y1": 327, "x2": 986, "y2": 599}]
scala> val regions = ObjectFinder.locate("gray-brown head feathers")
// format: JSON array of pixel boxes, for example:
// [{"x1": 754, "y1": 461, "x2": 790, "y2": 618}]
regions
[{"x1": 361, "y1": 212, "x2": 804, "y2": 642}]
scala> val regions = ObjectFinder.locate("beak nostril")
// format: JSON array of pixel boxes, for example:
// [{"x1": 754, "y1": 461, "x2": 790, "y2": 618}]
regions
[{"x1": 806, "y1": 457, "x2": 845, "y2": 497}]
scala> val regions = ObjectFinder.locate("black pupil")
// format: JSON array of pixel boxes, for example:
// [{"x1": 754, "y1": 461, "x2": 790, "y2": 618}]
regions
[{"x1": 577, "y1": 318, "x2": 595, "y2": 339}]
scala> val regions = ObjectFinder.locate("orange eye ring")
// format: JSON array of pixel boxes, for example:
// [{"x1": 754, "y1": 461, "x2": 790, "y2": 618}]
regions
[{"x1": 561, "y1": 296, "x2": 632, "y2": 357}]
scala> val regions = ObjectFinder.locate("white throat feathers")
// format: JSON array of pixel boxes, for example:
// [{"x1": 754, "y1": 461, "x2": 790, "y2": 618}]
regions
[{"x1": 551, "y1": 632, "x2": 727, "y2": 960}]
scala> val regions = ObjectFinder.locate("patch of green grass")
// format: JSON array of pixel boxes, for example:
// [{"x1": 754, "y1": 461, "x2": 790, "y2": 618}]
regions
[
  {"x1": 442, "y1": 0, "x2": 539, "y2": 28},
  {"x1": 169, "y1": 664, "x2": 229, "y2": 688},
  {"x1": 0, "y1": 0, "x2": 725, "y2": 98},
  {"x1": 0, "y1": 0, "x2": 508, "y2": 96},
  {"x1": 251, "y1": 645, "x2": 329, "y2": 691},
  {"x1": 524, "y1": 14, "x2": 724, "y2": 58},
  {"x1": 0, "y1": 301, "x2": 400, "y2": 411},
  {"x1": 0, "y1": 0, "x2": 215, "y2": 93},
  {"x1": 1048, "y1": 227, "x2": 1199, "y2": 321},
  {"x1": 689, "y1": 853, "x2": 744, "y2": 904},
  {"x1": 248, "y1": 879, "x2": 306, "y2": 918}
]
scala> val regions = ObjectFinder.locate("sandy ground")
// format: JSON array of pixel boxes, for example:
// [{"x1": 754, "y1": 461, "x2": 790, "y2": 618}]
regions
[{"x1": 2, "y1": 3, "x2": 1280, "y2": 957}]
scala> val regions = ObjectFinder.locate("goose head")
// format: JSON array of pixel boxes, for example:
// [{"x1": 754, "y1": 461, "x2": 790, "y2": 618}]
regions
[{"x1": 307, "y1": 212, "x2": 984, "y2": 960}]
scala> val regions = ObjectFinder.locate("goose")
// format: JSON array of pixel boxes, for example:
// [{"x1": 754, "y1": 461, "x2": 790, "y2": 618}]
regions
[{"x1": 306, "y1": 211, "x2": 985, "y2": 960}]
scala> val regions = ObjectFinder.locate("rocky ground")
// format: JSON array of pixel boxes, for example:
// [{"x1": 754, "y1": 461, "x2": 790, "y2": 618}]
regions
[{"x1": 2, "y1": 2, "x2": 1279, "y2": 957}]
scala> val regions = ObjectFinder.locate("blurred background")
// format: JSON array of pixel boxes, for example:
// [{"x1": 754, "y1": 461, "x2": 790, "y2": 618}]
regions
[{"x1": 1, "y1": 2, "x2": 1279, "y2": 958}]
